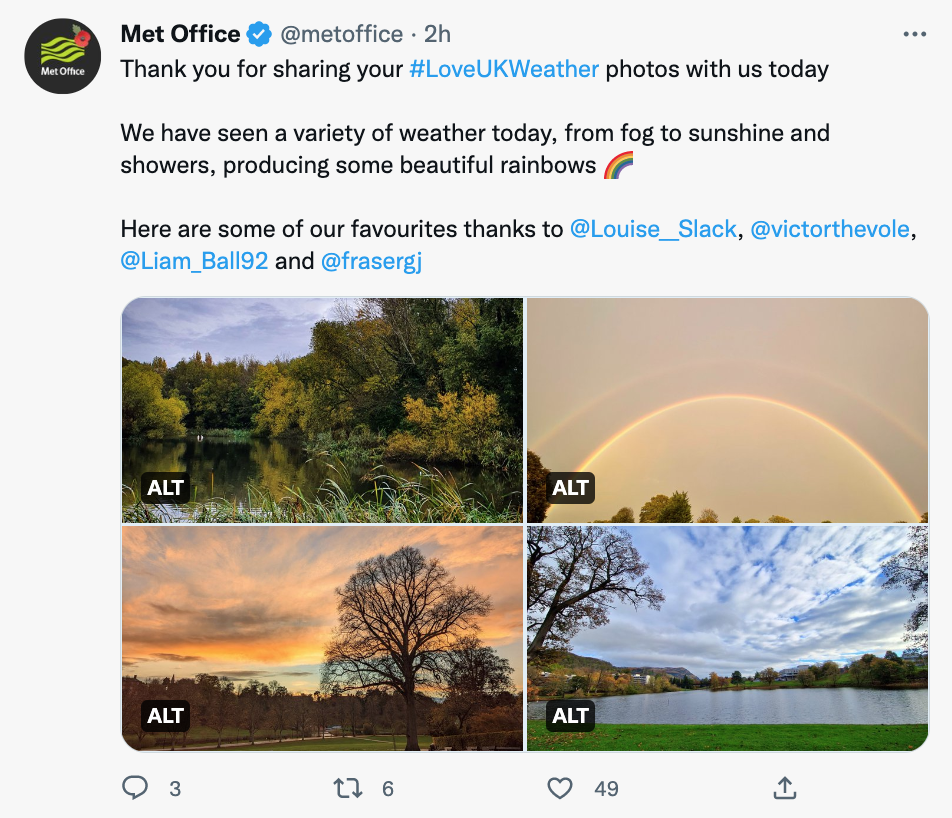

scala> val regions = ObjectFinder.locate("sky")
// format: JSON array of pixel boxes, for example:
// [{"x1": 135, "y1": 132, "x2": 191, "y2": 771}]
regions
[
  {"x1": 528, "y1": 299, "x2": 927, "y2": 523},
  {"x1": 557, "y1": 525, "x2": 919, "y2": 677},
  {"x1": 122, "y1": 526, "x2": 523, "y2": 693},
  {"x1": 122, "y1": 298, "x2": 346, "y2": 363}
]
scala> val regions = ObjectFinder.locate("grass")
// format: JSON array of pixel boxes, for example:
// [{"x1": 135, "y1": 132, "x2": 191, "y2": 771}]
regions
[
  {"x1": 527, "y1": 721, "x2": 927, "y2": 751},
  {"x1": 122, "y1": 466, "x2": 520, "y2": 523},
  {"x1": 219, "y1": 735, "x2": 431, "y2": 751}
]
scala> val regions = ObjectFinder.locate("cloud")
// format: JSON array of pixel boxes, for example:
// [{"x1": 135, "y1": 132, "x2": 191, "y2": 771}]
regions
[
  {"x1": 123, "y1": 526, "x2": 522, "y2": 676},
  {"x1": 150, "y1": 653, "x2": 204, "y2": 662},
  {"x1": 559, "y1": 525, "x2": 919, "y2": 676},
  {"x1": 122, "y1": 298, "x2": 341, "y2": 364},
  {"x1": 210, "y1": 670, "x2": 272, "y2": 680}
]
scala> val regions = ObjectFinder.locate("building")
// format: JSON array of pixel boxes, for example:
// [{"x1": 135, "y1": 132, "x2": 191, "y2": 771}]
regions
[
  {"x1": 630, "y1": 674, "x2": 653, "y2": 686},
  {"x1": 778, "y1": 665, "x2": 812, "y2": 681},
  {"x1": 902, "y1": 649, "x2": 927, "y2": 667}
]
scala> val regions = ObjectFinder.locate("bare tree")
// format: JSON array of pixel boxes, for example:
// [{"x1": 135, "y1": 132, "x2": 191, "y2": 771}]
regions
[
  {"x1": 322, "y1": 546, "x2": 491, "y2": 751},
  {"x1": 527, "y1": 526, "x2": 664, "y2": 661},
  {"x1": 882, "y1": 525, "x2": 928, "y2": 649},
  {"x1": 441, "y1": 636, "x2": 513, "y2": 734}
]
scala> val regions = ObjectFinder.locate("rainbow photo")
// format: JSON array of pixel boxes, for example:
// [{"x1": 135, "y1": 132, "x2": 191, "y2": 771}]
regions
[
  {"x1": 604, "y1": 151, "x2": 633, "y2": 179},
  {"x1": 526, "y1": 299, "x2": 927, "y2": 525}
]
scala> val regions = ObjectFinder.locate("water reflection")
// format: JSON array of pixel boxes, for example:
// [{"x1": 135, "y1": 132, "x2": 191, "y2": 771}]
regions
[
  {"x1": 123, "y1": 437, "x2": 521, "y2": 511},
  {"x1": 527, "y1": 687, "x2": 927, "y2": 725}
]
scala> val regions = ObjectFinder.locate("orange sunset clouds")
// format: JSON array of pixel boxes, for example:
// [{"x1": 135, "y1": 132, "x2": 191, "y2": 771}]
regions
[{"x1": 122, "y1": 526, "x2": 523, "y2": 692}]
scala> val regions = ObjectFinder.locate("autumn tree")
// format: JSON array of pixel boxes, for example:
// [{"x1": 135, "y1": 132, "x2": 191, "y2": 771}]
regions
[
  {"x1": 819, "y1": 660, "x2": 841, "y2": 687},
  {"x1": 322, "y1": 546, "x2": 491, "y2": 751},
  {"x1": 526, "y1": 526, "x2": 664, "y2": 661},
  {"x1": 767, "y1": 515, "x2": 794, "y2": 523},
  {"x1": 639, "y1": 494, "x2": 670, "y2": 523},
  {"x1": 709, "y1": 672, "x2": 727, "y2": 691},
  {"x1": 527, "y1": 451, "x2": 551, "y2": 523},
  {"x1": 881, "y1": 525, "x2": 928, "y2": 649},
  {"x1": 761, "y1": 667, "x2": 779, "y2": 685},
  {"x1": 796, "y1": 668, "x2": 816, "y2": 687},
  {"x1": 697, "y1": 508, "x2": 719, "y2": 523}
]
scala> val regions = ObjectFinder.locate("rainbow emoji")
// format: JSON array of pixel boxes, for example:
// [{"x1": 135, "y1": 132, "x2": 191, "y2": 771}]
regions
[{"x1": 604, "y1": 151, "x2": 633, "y2": 179}]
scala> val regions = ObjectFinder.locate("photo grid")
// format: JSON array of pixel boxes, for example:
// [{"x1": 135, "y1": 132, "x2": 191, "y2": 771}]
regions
[{"x1": 122, "y1": 297, "x2": 927, "y2": 752}]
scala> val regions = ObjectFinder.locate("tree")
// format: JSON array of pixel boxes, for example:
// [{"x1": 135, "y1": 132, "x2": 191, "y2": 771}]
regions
[
  {"x1": 730, "y1": 670, "x2": 744, "y2": 687},
  {"x1": 761, "y1": 667, "x2": 779, "y2": 685},
  {"x1": 526, "y1": 526, "x2": 664, "y2": 661},
  {"x1": 267, "y1": 681, "x2": 291, "y2": 741},
  {"x1": 440, "y1": 637, "x2": 513, "y2": 734},
  {"x1": 745, "y1": 519, "x2": 760, "y2": 523},
  {"x1": 238, "y1": 680, "x2": 266, "y2": 745},
  {"x1": 639, "y1": 494, "x2": 670, "y2": 523},
  {"x1": 881, "y1": 525, "x2": 928, "y2": 649},
  {"x1": 527, "y1": 451, "x2": 551, "y2": 523},
  {"x1": 697, "y1": 508, "x2": 719, "y2": 523},
  {"x1": 122, "y1": 362, "x2": 187, "y2": 439},
  {"x1": 657, "y1": 491, "x2": 692, "y2": 523},
  {"x1": 611, "y1": 507, "x2": 635, "y2": 523},
  {"x1": 709, "y1": 672, "x2": 728, "y2": 691},
  {"x1": 767, "y1": 515, "x2": 794, "y2": 523},
  {"x1": 322, "y1": 546, "x2": 491, "y2": 751},
  {"x1": 920, "y1": 512, "x2": 928, "y2": 523},
  {"x1": 196, "y1": 674, "x2": 236, "y2": 748},
  {"x1": 819, "y1": 660, "x2": 841, "y2": 687},
  {"x1": 293, "y1": 694, "x2": 315, "y2": 741},
  {"x1": 731, "y1": 517, "x2": 742, "y2": 523},
  {"x1": 796, "y1": 668, "x2": 816, "y2": 687}
]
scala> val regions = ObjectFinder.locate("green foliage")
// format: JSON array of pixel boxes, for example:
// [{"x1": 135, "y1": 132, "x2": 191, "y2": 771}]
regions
[
  {"x1": 122, "y1": 465, "x2": 518, "y2": 524},
  {"x1": 122, "y1": 299, "x2": 523, "y2": 470},
  {"x1": 639, "y1": 494, "x2": 669, "y2": 523},
  {"x1": 122, "y1": 361, "x2": 187, "y2": 439},
  {"x1": 657, "y1": 491, "x2": 692, "y2": 523},
  {"x1": 527, "y1": 450, "x2": 551, "y2": 523},
  {"x1": 731, "y1": 516, "x2": 742, "y2": 523}
]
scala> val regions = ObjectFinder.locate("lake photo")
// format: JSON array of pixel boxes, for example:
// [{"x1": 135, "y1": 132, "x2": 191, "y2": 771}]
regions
[
  {"x1": 528, "y1": 687, "x2": 926, "y2": 725},
  {"x1": 527, "y1": 524, "x2": 928, "y2": 751},
  {"x1": 121, "y1": 298, "x2": 523, "y2": 522}
]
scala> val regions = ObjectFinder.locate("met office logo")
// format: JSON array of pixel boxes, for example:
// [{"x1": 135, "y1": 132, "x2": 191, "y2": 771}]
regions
[{"x1": 24, "y1": 18, "x2": 101, "y2": 93}]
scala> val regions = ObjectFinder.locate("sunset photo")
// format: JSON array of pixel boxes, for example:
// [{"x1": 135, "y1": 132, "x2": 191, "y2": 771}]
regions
[
  {"x1": 122, "y1": 525, "x2": 523, "y2": 751},
  {"x1": 527, "y1": 299, "x2": 926, "y2": 524}
]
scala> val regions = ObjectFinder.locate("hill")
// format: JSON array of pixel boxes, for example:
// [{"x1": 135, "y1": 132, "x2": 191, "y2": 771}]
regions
[{"x1": 557, "y1": 653, "x2": 698, "y2": 681}]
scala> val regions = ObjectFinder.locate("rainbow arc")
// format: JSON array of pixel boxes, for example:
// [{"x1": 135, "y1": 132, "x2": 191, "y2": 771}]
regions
[{"x1": 577, "y1": 393, "x2": 919, "y2": 519}]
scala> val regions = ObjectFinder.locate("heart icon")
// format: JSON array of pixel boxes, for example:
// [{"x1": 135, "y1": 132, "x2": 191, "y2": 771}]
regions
[{"x1": 547, "y1": 777, "x2": 573, "y2": 799}]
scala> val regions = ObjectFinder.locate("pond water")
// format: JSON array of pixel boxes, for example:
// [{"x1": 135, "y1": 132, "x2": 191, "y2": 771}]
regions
[
  {"x1": 122, "y1": 437, "x2": 520, "y2": 512},
  {"x1": 527, "y1": 687, "x2": 927, "y2": 725}
]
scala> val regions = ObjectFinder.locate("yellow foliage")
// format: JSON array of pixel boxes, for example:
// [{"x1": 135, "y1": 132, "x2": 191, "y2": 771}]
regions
[{"x1": 398, "y1": 383, "x2": 504, "y2": 463}]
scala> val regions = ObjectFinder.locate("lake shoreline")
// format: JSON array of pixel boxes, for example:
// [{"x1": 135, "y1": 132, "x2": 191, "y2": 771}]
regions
[{"x1": 527, "y1": 722, "x2": 928, "y2": 751}]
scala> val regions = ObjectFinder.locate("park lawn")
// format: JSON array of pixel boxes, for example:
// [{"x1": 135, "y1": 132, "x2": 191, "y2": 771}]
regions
[
  {"x1": 220, "y1": 735, "x2": 433, "y2": 751},
  {"x1": 527, "y1": 722, "x2": 927, "y2": 751}
]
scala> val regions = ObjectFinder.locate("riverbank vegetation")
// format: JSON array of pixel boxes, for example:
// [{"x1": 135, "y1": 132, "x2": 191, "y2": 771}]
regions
[
  {"x1": 122, "y1": 298, "x2": 523, "y2": 472},
  {"x1": 527, "y1": 721, "x2": 927, "y2": 751},
  {"x1": 122, "y1": 466, "x2": 520, "y2": 523}
]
